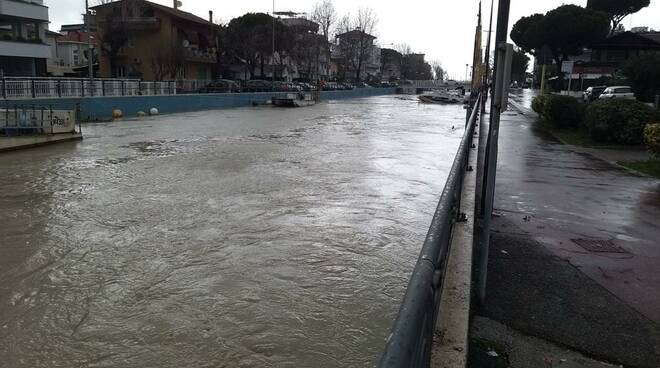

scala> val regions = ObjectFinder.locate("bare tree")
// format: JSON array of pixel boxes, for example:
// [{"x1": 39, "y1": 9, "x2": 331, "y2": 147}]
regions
[
  {"x1": 334, "y1": 8, "x2": 378, "y2": 82},
  {"x1": 311, "y1": 0, "x2": 337, "y2": 42},
  {"x1": 394, "y1": 43, "x2": 412, "y2": 56},
  {"x1": 151, "y1": 42, "x2": 186, "y2": 81},
  {"x1": 431, "y1": 61, "x2": 444, "y2": 81}
]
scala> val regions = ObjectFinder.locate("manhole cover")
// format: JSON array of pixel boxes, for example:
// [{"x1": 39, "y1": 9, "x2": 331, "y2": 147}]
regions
[{"x1": 571, "y1": 238, "x2": 627, "y2": 253}]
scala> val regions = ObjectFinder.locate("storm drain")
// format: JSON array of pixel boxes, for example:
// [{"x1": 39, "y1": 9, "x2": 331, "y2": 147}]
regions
[{"x1": 571, "y1": 238, "x2": 628, "y2": 253}]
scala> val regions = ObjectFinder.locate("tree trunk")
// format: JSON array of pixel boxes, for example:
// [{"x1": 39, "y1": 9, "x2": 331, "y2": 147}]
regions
[{"x1": 260, "y1": 54, "x2": 265, "y2": 79}]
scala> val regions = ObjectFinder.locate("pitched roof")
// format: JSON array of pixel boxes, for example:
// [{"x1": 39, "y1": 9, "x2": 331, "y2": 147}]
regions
[
  {"x1": 336, "y1": 29, "x2": 376, "y2": 40},
  {"x1": 640, "y1": 33, "x2": 660, "y2": 44},
  {"x1": 92, "y1": 0, "x2": 213, "y2": 26},
  {"x1": 592, "y1": 31, "x2": 660, "y2": 49}
]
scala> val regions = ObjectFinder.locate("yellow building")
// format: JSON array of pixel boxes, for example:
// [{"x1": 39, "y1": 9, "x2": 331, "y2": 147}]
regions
[{"x1": 92, "y1": 0, "x2": 217, "y2": 81}]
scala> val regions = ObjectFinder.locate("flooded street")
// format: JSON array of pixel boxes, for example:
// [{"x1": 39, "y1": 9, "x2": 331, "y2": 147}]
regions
[{"x1": 0, "y1": 95, "x2": 466, "y2": 367}]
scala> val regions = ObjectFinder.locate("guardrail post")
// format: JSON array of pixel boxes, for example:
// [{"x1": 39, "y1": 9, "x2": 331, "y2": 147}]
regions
[
  {"x1": 81, "y1": 79, "x2": 85, "y2": 97},
  {"x1": 57, "y1": 79, "x2": 62, "y2": 98},
  {"x1": 31, "y1": 79, "x2": 36, "y2": 98},
  {"x1": 121, "y1": 80, "x2": 125, "y2": 96},
  {"x1": 1, "y1": 77, "x2": 5, "y2": 99}
]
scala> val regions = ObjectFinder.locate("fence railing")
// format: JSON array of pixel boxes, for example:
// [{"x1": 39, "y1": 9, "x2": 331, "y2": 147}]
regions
[
  {"x1": 378, "y1": 94, "x2": 481, "y2": 368},
  {"x1": 1, "y1": 78, "x2": 178, "y2": 99}
]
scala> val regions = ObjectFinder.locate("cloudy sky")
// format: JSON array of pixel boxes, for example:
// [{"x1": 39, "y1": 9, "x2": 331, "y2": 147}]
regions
[{"x1": 46, "y1": 0, "x2": 660, "y2": 79}]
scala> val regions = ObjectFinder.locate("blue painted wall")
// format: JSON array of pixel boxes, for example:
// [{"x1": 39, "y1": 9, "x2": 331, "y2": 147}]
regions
[{"x1": 4, "y1": 88, "x2": 396, "y2": 121}]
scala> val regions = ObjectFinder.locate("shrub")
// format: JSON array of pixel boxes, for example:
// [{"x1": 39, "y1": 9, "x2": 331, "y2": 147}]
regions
[
  {"x1": 532, "y1": 95, "x2": 547, "y2": 114},
  {"x1": 542, "y1": 94, "x2": 584, "y2": 128},
  {"x1": 644, "y1": 123, "x2": 660, "y2": 157},
  {"x1": 584, "y1": 99, "x2": 660, "y2": 145}
]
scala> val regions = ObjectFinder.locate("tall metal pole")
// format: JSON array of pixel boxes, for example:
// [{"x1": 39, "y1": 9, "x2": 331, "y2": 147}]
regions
[
  {"x1": 482, "y1": 0, "x2": 495, "y2": 112},
  {"x1": 272, "y1": 0, "x2": 276, "y2": 89},
  {"x1": 86, "y1": 0, "x2": 93, "y2": 80},
  {"x1": 478, "y1": 0, "x2": 510, "y2": 304}
]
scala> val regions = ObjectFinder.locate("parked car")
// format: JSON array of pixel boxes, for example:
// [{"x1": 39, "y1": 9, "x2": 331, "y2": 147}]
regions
[
  {"x1": 355, "y1": 82, "x2": 373, "y2": 88},
  {"x1": 198, "y1": 79, "x2": 241, "y2": 93},
  {"x1": 244, "y1": 80, "x2": 273, "y2": 92},
  {"x1": 273, "y1": 81, "x2": 302, "y2": 92},
  {"x1": 296, "y1": 82, "x2": 318, "y2": 92},
  {"x1": 323, "y1": 82, "x2": 340, "y2": 91},
  {"x1": 598, "y1": 86, "x2": 636, "y2": 100},
  {"x1": 582, "y1": 86, "x2": 607, "y2": 102}
]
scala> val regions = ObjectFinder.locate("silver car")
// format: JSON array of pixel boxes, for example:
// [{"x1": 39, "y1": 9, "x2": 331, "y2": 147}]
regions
[{"x1": 598, "y1": 86, "x2": 636, "y2": 100}]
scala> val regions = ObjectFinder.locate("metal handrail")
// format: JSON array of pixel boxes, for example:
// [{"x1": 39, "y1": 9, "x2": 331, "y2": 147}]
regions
[{"x1": 378, "y1": 93, "x2": 481, "y2": 368}]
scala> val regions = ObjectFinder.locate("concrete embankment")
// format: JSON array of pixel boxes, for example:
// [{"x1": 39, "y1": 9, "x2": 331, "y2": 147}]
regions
[
  {"x1": 0, "y1": 133, "x2": 82, "y2": 152},
  {"x1": 3, "y1": 88, "x2": 396, "y2": 121}
]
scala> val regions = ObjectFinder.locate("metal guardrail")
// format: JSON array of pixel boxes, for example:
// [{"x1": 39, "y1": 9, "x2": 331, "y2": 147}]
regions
[
  {"x1": 378, "y1": 94, "x2": 481, "y2": 368},
  {"x1": 1, "y1": 78, "x2": 177, "y2": 99}
]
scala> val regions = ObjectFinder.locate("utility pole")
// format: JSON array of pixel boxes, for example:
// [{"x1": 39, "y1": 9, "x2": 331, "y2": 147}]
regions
[
  {"x1": 85, "y1": 0, "x2": 93, "y2": 80},
  {"x1": 482, "y1": 0, "x2": 495, "y2": 112},
  {"x1": 478, "y1": 0, "x2": 511, "y2": 304}
]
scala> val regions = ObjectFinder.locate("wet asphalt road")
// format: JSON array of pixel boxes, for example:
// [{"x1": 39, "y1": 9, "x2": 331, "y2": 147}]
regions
[
  {"x1": 480, "y1": 90, "x2": 660, "y2": 366},
  {"x1": 503, "y1": 90, "x2": 660, "y2": 323},
  {"x1": 0, "y1": 95, "x2": 466, "y2": 367}
]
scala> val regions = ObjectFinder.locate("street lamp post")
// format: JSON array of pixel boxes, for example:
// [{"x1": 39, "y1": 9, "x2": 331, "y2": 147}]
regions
[{"x1": 465, "y1": 63, "x2": 469, "y2": 83}]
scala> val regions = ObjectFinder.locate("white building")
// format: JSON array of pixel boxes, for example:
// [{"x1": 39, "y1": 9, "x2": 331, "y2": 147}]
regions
[{"x1": 0, "y1": 0, "x2": 50, "y2": 76}]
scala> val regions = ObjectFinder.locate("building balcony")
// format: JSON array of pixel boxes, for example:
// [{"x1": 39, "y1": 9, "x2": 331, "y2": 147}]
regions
[
  {"x1": 123, "y1": 17, "x2": 161, "y2": 31},
  {"x1": 0, "y1": 39, "x2": 50, "y2": 58},
  {"x1": 184, "y1": 47, "x2": 217, "y2": 64},
  {"x1": 0, "y1": 0, "x2": 48, "y2": 22}
]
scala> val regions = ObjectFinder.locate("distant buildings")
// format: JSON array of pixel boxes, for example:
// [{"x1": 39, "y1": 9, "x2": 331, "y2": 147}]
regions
[
  {"x1": 0, "y1": 0, "x2": 51, "y2": 77},
  {"x1": 535, "y1": 29, "x2": 660, "y2": 86},
  {"x1": 2, "y1": 0, "x2": 435, "y2": 83}
]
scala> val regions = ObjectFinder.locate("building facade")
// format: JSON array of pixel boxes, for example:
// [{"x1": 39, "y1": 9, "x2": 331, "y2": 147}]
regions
[
  {"x1": 93, "y1": 0, "x2": 217, "y2": 81},
  {"x1": 46, "y1": 25, "x2": 97, "y2": 77},
  {"x1": 332, "y1": 29, "x2": 381, "y2": 82},
  {"x1": 0, "y1": 0, "x2": 50, "y2": 76}
]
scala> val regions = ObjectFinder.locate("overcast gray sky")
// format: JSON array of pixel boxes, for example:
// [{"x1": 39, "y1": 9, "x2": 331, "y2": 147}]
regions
[{"x1": 46, "y1": 0, "x2": 660, "y2": 79}]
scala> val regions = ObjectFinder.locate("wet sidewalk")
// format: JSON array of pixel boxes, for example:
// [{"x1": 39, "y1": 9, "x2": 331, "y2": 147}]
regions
[{"x1": 477, "y1": 91, "x2": 660, "y2": 367}]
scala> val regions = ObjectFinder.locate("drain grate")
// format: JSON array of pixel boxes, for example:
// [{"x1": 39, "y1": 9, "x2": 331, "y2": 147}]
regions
[{"x1": 571, "y1": 238, "x2": 627, "y2": 253}]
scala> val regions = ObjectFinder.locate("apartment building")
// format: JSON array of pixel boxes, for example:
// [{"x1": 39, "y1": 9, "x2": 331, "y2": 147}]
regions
[{"x1": 0, "y1": 0, "x2": 50, "y2": 76}]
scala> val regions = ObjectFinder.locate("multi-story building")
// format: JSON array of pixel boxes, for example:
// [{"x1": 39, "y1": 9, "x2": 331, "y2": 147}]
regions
[
  {"x1": 46, "y1": 24, "x2": 97, "y2": 77},
  {"x1": 92, "y1": 0, "x2": 217, "y2": 81},
  {"x1": 332, "y1": 29, "x2": 381, "y2": 82},
  {"x1": 0, "y1": 0, "x2": 50, "y2": 76},
  {"x1": 380, "y1": 48, "x2": 403, "y2": 81}
]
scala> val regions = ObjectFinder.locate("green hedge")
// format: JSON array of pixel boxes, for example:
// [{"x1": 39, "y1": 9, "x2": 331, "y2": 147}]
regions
[
  {"x1": 644, "y1": 123, "x2": 660, "y2": 157},
  {"x1": 542, "y1": 94, "x2": 584, "y2": 128},
  {"x1": 584, "y1": 99, "x2": 660, "y2": 145}
]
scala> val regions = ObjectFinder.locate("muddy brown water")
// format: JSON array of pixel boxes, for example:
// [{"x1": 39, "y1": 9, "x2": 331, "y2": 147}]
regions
[{"x1": 0, "y1": 96, "x2": 466, "y2": 367}]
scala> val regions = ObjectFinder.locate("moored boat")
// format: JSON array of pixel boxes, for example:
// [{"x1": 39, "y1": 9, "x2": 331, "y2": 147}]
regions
[{"x1": 272, "y1": 93, "x2": 316, "y2": 108}]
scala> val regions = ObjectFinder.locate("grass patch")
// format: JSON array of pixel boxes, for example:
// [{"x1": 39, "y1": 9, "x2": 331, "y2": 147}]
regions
[{"x1": 618, "y1": 160, "x2": 660, "y2": 178}]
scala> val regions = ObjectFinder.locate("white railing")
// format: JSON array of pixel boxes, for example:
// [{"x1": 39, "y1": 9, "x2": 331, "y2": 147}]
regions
[{"x1": 1, "y1": 77, "x2": 178, "y2": 99}]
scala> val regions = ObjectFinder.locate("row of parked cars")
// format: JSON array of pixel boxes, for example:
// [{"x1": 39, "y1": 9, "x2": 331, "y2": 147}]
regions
[
  {"x1": 582, "y1": 85, "x2": 636, "y2": 102},
  {"x1": 196, "y1": 79, "x2": 396, "y2": 94}
]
